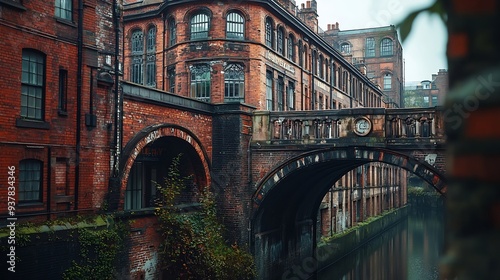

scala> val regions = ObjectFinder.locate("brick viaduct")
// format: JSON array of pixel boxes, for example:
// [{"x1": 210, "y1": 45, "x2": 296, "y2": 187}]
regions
[{"x1": 115, "y1": 81, "x2": 446, "y2": 279}]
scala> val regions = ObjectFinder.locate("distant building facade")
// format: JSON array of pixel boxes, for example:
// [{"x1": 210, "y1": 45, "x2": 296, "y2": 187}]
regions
[
  {"x1": 404, "y1": 69, "x2": 449, "y2": 107},
  {"x1": 322, "y1": 24, "x2": 404, "y2": 108}
]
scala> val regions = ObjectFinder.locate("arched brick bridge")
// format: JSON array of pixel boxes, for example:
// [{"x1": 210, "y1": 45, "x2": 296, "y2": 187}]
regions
[{"x1": 117, "y1": 83, "x2": 447, "y2": 279}]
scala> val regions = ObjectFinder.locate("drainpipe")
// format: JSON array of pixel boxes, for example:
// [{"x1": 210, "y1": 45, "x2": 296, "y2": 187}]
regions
[
  {"x1": 112, "y1": 0, "x2": 122, "y2": 177},
  {"x1": 162, "y1": 12, "x2": 166, "y2": 91},
  {"x1": 75, "y1": 0, "x2": 83, "y2": 210},
  {"x1": 47, "y1": 146, "x2": 51, "y2": 219}
]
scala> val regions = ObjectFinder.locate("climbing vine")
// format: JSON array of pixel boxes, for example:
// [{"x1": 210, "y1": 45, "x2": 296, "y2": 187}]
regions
[
  {"x1": 62, "y1": 221, "x2": 127, "y2": 280},
  {"x1": 155, "y1": 154, "x2": 255, "y2": 279}
]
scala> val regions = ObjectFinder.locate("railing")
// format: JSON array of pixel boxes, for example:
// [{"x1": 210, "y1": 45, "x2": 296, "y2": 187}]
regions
[{"x1": 253, "y1": 107, "x2": 445, "y2": 146}]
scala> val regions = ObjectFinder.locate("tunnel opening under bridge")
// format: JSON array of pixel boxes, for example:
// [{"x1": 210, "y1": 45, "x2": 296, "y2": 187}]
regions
[{"x1": 251, "y1": 146, "x2": 446, "y2": 279}]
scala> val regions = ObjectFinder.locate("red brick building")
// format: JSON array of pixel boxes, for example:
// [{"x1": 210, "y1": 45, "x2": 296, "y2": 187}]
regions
[
  {"x1": 322, "y1": 24, "x2": 404, "y2": 108},
  {"x1": 404, "y1": 69, "x2": 449, "y2": 107},
  {"x1": 0, "y1": 0, "x2": 120, "y2": 219},
  {"x1": 0, "y1": 0, "x2": 406, "y2": 278},
  {"x1": 122, "y1": 0, "x2": 385, "y2": 111}
]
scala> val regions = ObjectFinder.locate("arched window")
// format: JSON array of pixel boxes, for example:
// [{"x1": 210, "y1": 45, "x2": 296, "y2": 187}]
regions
[
  {"x1": 131, "y1": 29, "x2": 144, "y2": 84},
  {"x1": 19, "y1": 159, "x2": 43, "y2": 202},
  {"x1": 190, "y1": 64, "x2": 211, "y2": 101},
  {"x1": 168, "y1": 17, "x2": 176, "y2": 46},
  {"x1": 146, "y1": 26, "x2": 156, "y2": 87},
  {"x1": 131, "y1": 29, "x2": 144, "y2": 53},
  {"x1": 381, "y1": 38, "x2": 393, "y2": 56},
  {"x1": 190, "y1": 12, "x2": 210, "y2": 40},
  {"x1": 265, "y1": 17, "x2": 274, "y2": 49},
  {"x1": 226, "y1": 12, "x2": 244, "y2": 39},
  {"x1": 21, "y1": 49, "x2": 45, "y2": 120},
  {"x1": 287, "y1": 34, "x2": 295, "y2": 62},
  {"x1": 224, "y1": 63, "x2": 245, "y2": 102},
  {"x1": 340, "y1": 42, "x2": 351, "y2": 54},
  {"x1": 147, "y1": 26, "x2": 156, "y2": 52},
  {"x1": 383, "y1": 73, "x2": 392, "y2": 90},
  {"x1": 277, "y1": 26, "x2": 285, "y2": 55}
]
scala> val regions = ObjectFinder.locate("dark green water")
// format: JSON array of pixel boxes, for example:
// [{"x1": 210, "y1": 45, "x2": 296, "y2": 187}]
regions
[{"x1": 317, "y1": 209, "x2": 445, "y2": 280}]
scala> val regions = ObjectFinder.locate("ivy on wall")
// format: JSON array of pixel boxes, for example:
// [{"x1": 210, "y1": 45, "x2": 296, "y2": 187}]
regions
[
  {"x1": 155, "y1": 154, "x2": 255, "y2": 280},
  {"x1": 62, "y1": 221, "x2": 127, "y2": 280}
]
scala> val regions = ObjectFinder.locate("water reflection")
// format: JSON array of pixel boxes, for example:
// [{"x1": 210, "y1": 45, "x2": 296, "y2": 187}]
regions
[{"x1": 318, "y1": 209, "x2": 444, "y2": 280}]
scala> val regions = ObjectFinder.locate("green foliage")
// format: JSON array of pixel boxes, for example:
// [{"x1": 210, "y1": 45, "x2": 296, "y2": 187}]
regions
[
  {"x1": 397, "y1": 0, "x2": 446, "y2": 42},
  {"x1": 63, "y1": 222, "x2": 127, "y2": 280},
  {"x1": 403, "y1": 90, "x2": 426, "y2": 108},
  {"x1": 408, "y1": 186, "x2": 440, "y2": 197},
  {"x1": 155, "y1": 154, "x2": 255, "y2": 280}
]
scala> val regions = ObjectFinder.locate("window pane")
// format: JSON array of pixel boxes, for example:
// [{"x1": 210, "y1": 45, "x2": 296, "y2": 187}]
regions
[
  {"x1": 224, "y1": 63, "x2": 244, "y2": 102},
  {"x1": 168, "y1": 19, "x2": 176, "y2": 46},
  {"x1": 226, "y1": 12, "x2": 244, "y2": 39},
  {"x1": 381, "y1": 38, "x2": 393, "y2": 56},
  {"x1": 147, "y1": 27, "x2": 156, "y2": 52},
  {"x1": 265, "y1": 18, "x2": 273, "y2": 48},
  {"x1": 19, "y1": 160, "x2": 42, "y2": 202},
  {"x1": 55, "y1": 0, "x2": 72, "y2": 20},
  {"x1": 190, "y1": 64, "x2": 211, "y2": 101},
  {"x1": 365, "y1": 38, "x2": 375, "y2": 57},
  {"x1": 266, "y1": 71, "x2": 273, "y2": 110},
  {"x1": 191, "y1": 13, "x2": 210, "y2": 40},
  {"x1": 21, "y1": 50, "x2": 44, "y2": 120}
]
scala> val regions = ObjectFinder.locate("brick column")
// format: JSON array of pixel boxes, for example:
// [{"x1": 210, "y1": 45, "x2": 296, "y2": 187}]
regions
[{"x1": 442, "y1": 0, "x2": 500, "y2": 278}]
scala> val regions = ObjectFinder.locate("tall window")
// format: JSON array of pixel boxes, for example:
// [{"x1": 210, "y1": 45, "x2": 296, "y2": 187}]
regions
[
  {"x1": 277, "y1": 76, "x2": 284, "y2": 111},
  {"x1": 312, "y1": 51, "x2": 317, "y2": 75},
  {"x1": 168, "y1": 18, "x2": 177, "y2": 46},
  {"x1": 265, "y1": 18, "x2": 274, "y2": 49},
  {"x1": 190, "y1": 12, "x2": 210, "y2": 40},
  {"x1": 125, "y1": 162, "x2": 142, "y2": 210},
  {"x1": 19, "y1": 159, "x2": 42, "y2": 203},
  {"x1": 319, "y1": 54, "x2": 324, "y2": 79},
  {"x1": 383, "y1": 73, "x2": 392, "y2": 90},
  {"x1": 58, "y1": 69, "x2": 67, "y2": 114},
  {"x1": 224, "y1": 63, "x2": 245, "y2": 102},
  {"x1": 131, "y1": 30, "x2": 144, "y2": 84},
  {"x1": 146, "y1": 26, "x2": 156, "y2": 87},
  {"x1": 298, "y1": 40, "x2": 303, "y2": 67},
  {"x1": 190, "y1": 64, "x2": 211, "y2": 101},
  {"x1": 55, "y1": 0, "x2": 72, "y2": 21},
  {"x1": 266, "y1": 71, "x2": 273, "y2": 110},
  {"x1": 167, "y1": 66, "x2": 176, "y2": 93},
  {"x1": 226, "y1": 12, "x2": 244, "y2": 39},
  {"x1": 21, "y1": 50, "x2": 45, "y2": 120},
  {"x1": 380, "y1": 38, "x2": 393, "y2": 56},
  {"x1": 365, "y1": 37, "x2": 375, "y2": 57},
  {"x1": 287, "y1": 34, "x2": 295, "y2": 62},
  {"x1": 277, "y1": 27, "x2": 285, "y2": 56},
  {"x1": 340, "y1": 42, "x2": 351, "y2": 54},
  {"x1": 287, "y1": 81, "x2": 295, "y2": 110}
]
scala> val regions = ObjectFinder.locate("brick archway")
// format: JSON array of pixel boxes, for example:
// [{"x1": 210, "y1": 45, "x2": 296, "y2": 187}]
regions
[
  {"x1": 252, "y1": 146, "x2": 447, "y2": 212},
  {"x1": 118, "y1": 124, "x2": 211, "y2": 210}
]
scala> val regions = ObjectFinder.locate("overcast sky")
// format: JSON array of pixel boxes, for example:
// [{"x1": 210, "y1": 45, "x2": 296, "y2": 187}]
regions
[{"x1": 313, "y1": 0, "x2": 448, "y2": 84}]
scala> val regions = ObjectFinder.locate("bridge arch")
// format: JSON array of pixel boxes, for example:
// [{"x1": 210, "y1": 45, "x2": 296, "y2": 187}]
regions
[
  {"x1": 117, "y1": 124, "x2": 211, "y2": 210},
  {"x1": 251, "y1": 146, "x2": 446, "y2": 279}
]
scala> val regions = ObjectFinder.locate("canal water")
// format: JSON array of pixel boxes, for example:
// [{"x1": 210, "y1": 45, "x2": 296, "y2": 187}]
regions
[{"x1": 317, "y1": 208, "x2": 445, "y2": 280}]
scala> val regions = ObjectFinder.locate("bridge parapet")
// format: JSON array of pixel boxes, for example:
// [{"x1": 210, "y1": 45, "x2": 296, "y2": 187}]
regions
[{"x1": 252, "y1": 107, "x2": 446, "y2": 149}]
